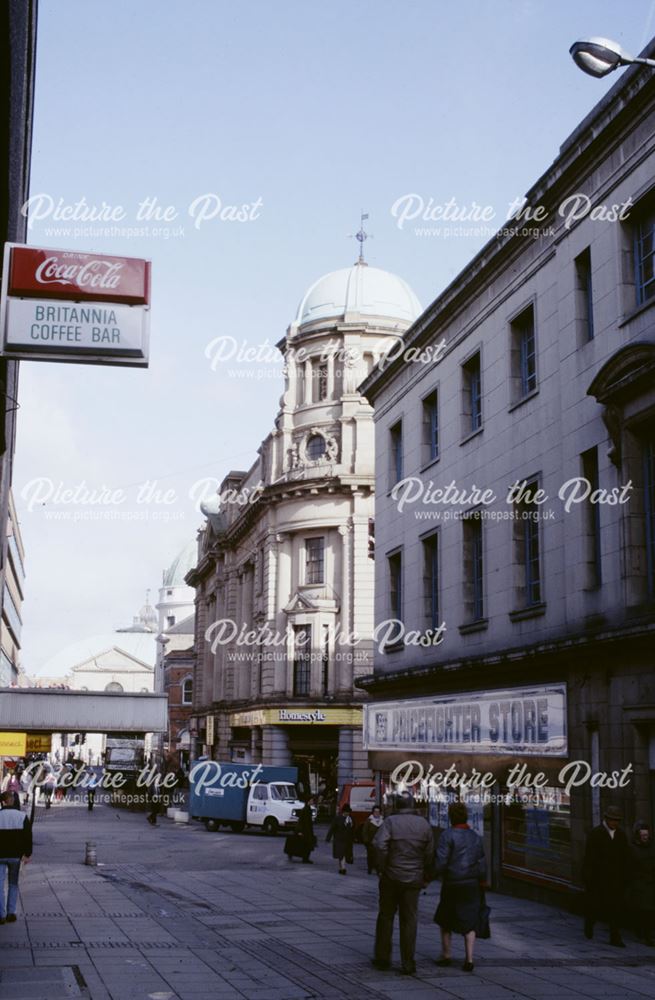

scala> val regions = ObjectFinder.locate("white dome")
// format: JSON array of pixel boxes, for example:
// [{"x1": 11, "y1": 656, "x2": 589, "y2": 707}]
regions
[{"x1": 296, "y1": 262, "x2": 421, "y2": 327}]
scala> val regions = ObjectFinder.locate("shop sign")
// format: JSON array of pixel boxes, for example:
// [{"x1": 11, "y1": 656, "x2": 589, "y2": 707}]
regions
[
  {"x1": 0, "y1": 731, "x2": 27, "y2": 755},
  {"x1": 229, "y1": 707, "x2": 362, "y2": 727},
  {"x1": 363, "y1": 685, "x2": 567, "y2": 756},
  {"x1": 1, "y1": 244, "x2": 151, "y2": 367},
  {"x1": 25, "y1": 733, "x2": 51, "y2": 753},
  {"x1": 205, "y1": 714, "x2": 215, "y2": 746}
]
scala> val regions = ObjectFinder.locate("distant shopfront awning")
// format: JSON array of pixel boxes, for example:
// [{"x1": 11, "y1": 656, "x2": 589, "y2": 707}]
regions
[{"x1": 0, "y1": 688, "x2": 168, "y2": 733}]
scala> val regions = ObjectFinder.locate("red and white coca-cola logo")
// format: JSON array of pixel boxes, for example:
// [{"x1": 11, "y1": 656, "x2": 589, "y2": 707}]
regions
[
  {"x1": 34, "y1": 256, "x2": 124, "y2": 290},
  {"x1": 8, "y1": 246, "x2": 150, "y2": 304}
]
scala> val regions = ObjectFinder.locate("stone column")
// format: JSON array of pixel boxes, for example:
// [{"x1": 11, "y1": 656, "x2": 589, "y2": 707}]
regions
[
  {"x1": 337, "y1": 523, "x2": 352, "y2": 693},
  {"x1": 262, "y1": 726, "x2": 291, "y2": 766},
  {"x1": 337, "y1": 727, "x2": 354, "y2": 787}
]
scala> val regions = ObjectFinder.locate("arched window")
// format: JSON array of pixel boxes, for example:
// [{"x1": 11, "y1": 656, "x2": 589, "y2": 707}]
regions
[
  {"x1": 105, "y1": 681, "x2": 123, "y2": 693},
  {"x1": 182, "y1": 677, "x2": 193, "y2": 705}
]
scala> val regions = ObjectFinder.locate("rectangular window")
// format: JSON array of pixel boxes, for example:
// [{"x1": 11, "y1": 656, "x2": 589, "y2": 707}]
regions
[
  {"x1": 422, "y1": 532, "x2": 439, "y2": 629},
  {"x1": 293, "y1": 625, "x2": 312, "y2": 696},
  {"x1": 305, "y1": 537, "x2": 325, "y2": 585},
  {"x1": 512, "y1": 480, "x2": 542, "y2": 607},
  {"x1": 388, "y1": 551, "x2": 403, "y2": 622},
  {"x1": 462, "y1": 353, "x2": 482, "y2": 435},
  {"x1": 389, "y1": 421, "x2": 403, "y2": 485},
  {"x1": 575, "y1": 248, "x2": 594, "y2": 342},
  {"x1": 422, "y1": 390, "x2": 439, "y2": 464},
  {"x1": 635, "y1": 209, "x2": 655, "y2": 305},
  {"x1": 463, "y1": 514, "x2": 484, "y2": 621},
  {"x1": 510, "y1": 305, "x2": 537, "y2": 401},
  {"x1": 314, "y1": 361, "x2": 328, "y2": 401},
  {"x1": 644, "y1": 434, "x2": 655, "y2": 597},
  {"x1": 581, "y1": 448, "x2": 602, "y2": 588}
]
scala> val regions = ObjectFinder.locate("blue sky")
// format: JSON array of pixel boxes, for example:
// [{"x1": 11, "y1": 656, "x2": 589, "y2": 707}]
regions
[{"x1": 14, "y1": 0, "x2": 655, "y2": 672}]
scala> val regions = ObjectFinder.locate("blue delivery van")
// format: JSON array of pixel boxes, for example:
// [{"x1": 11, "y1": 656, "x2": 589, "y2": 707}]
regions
[{"x1": 189, "y1": 760, "x2": 304, "y2": 834}]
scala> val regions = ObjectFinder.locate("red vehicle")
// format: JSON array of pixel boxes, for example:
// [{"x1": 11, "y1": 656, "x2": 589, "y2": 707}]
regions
[{"x1": 338, "y1": 782, "x2": 377, "y2": 838}]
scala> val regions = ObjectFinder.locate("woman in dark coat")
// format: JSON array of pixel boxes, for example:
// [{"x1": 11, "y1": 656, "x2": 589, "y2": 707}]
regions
[
  {"x1": 629, "y1": 821, "x2": 655, "y2": 945},
  {"x1": 434, "y1": 801, "x2": 486, "y2": 973},
  {"x1": 326, "y1": 803, "x2": 355, "y2": 874},
  {"x1": 285, "y1": 796, "x2": 316, "y2": 863}
]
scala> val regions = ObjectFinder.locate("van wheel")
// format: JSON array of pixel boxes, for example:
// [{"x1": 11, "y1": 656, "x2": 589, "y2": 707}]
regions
[
  {"x1": 204, "y1": 819, "x2": 219, "y2": 832},
  {"x1": 230, "y1": 821, "x2": 245, "y2": 833},
  {"x1": 263, "y1": 817, "x2": 279, "y2": 836}
]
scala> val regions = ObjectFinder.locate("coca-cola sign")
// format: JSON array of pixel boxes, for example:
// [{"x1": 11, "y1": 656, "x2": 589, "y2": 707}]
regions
[
  {"x1": 1, "y1": 243, "x2": 151, "y2": 368},
  {"x1": 8, "y1": 246, "x2": 150, "y2": 304}
]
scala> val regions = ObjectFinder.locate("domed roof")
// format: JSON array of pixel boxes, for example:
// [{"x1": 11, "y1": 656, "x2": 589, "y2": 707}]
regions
[
  {"x1": 162, "y1": 539, "x2": 197, "y2": 588},
  {"x1": 295, "y1": 261, "x2": 421, "y2": 327}
]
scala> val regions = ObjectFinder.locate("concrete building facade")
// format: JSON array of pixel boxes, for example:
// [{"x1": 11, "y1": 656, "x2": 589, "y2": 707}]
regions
[
  {"x1": 187, "y1": 259, "x2": 421, "y2": 794},
  {"x1": 359, "y1": 50, "x2": 655, "y2": 904}
]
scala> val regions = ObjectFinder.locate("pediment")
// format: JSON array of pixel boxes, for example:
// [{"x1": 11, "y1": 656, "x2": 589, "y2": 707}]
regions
[
  {"x1": 284, "y1": 592, "x2": 318, "y2": 613},
  {"x1": 588, "y1": 342, "x2": 655, "y2": 404},
  {"x1": 71, "y1": 647, "x2": 153, "y2": 673}
]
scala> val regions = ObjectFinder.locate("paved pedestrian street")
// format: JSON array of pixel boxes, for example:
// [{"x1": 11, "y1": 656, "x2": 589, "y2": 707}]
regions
[{"x1": 0, "y1": 803, "x2": 654, "y2": 1000}]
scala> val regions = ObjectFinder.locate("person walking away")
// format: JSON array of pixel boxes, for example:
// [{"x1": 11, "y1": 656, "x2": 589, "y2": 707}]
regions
[
  {"x1": 433, "y1": 801, "x2": 486, "y2": 973},
  {"x1": 628, "y1": 821, "x2": 655, "y2": 945},
  {"x1": 286, "y1": 796, "x2": 317, "y2": 863},
  {"x1": 42, "y1": 770, "x2": 56, "y2": 810},
  {"x1": 372, "y1": 792, "x2": 433, "y2": 975},
  {"x1": 362, "y1": 805, "x2": 384, "y2": 874},
  {"x1": 86, "y1": 769, "x2": 98, "y2": 812},
  {"x1": 326, "y1": 803, "x2": 355, "y2": 874},
  {"x1": 583, "y1": 804, "x2": 630, "y2": 947},
  {"x1": 0, "y1": 790, "x2": 32, "y2": 923}
]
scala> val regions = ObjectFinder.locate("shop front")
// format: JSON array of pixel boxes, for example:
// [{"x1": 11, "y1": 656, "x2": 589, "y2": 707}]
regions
[
  {"x1": 228, "y1": 705, "x2": 369, "y2": 799},
  {"x1": 363, "y1": 684, "x2": 575, "y2": 900}
]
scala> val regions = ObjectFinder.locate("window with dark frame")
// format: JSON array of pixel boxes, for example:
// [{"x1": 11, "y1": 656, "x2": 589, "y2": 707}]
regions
[
  {"x1": 306, "y1": 434, "x2": 326, "y2": 460},
  {"x1": 462, "y1": 353, "x2": 482, "y2": 434},
  {"x1": 511, "y1": 305, "x2": 537, "y2": 401},
  {"x1": 643, "y1": 433, "x2": 655, "y2": 597},
  {"x1": 315, "y1": 361, "x2": 328, "y2": 401},
  {"x1": 388, "y1": 551, "x2": 403, "y2": 623},
  {"x1": 422, "y1": 390, "x2": 439, "y2": 463},
  {"x1": 390, "y1": 421, "x2": 403, "y2": 485},
  {"x1": 463, "y1": 513, "x2": 484, "y2": 621},
  {"x1": 575, "y1": 247, "x2": 594, "y2": 341},
  {"x1": 292, "y1": 624, "x2": 312, "y2": 696},
  {"x1": 512, "y1": 480, "x2": 542, "y2": 607},
  {"x1": 635, "y1": 208, "x2": 655, "y2": 305},
  {"x1": 182, "y1": 678, "x2": 193, "y2": 704},
  {"x1": 581, "y1": 447, "x2": 602, "y2": 588},
  {"x1": 305, "y1": 536, "x2": 325, "y2": 585},
  {"x1": 422, "y1": 532, "x2": 439, "y2": 629}
]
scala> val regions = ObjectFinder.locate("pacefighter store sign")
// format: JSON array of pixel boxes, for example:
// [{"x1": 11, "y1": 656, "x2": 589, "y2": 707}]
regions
[
  {"x1": 0, "y1": 244, "x2": 151, "y2": 367},
  {"x1": 363, "y1": 685, "x2": 567, "y2": 756}
]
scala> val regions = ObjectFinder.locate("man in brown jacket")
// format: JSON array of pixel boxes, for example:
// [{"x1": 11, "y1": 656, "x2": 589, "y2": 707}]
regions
[{"x1": 372, "y1": 793, "x2": 434, "y2": 975}]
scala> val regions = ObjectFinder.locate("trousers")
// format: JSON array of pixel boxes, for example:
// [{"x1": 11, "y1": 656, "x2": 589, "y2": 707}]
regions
[
  {"x1": 0, "y1": 859, "x2": 21, "y2": 918},
  {"x1": 374, "y1": 876, "x2": 421, "y2": 969}
]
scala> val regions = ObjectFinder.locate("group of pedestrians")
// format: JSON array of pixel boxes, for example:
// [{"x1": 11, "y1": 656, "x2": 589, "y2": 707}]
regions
[{"x1": 285, "y1": 792, "x2": 487, "y2": 975}]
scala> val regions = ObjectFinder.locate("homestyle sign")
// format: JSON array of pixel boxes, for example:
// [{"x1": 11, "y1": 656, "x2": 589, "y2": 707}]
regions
[
  {"x1": 363, "y1": 685, "x2": 567, "y2": 756},
  {"x1": 0, "y1": 244, "x2": 151, "y2": 367}
]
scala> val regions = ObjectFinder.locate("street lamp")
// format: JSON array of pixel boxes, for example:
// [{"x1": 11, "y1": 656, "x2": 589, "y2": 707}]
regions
[{"x1": 570, "y1": 37, "x2": 655, "y2": 78}]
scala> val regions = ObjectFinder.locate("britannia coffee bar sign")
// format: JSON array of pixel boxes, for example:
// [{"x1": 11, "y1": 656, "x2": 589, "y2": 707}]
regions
[
  {"x1": 363, "y1": 685, "x2": 567, "y2": 756},
  {"x1": 0, "y1": 244, "x2": 151, "y2": 367}
]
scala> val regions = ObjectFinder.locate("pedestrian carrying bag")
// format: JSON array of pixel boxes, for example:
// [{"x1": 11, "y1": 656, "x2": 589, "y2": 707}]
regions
[{"x1": 477, "y1": 891, "x2": 491, "y2": 939}]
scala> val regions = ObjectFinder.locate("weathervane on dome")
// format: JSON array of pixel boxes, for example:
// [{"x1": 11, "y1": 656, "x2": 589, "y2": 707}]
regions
[{"x1": 349, "y1": 211, "x2": 371, "y2": 264}]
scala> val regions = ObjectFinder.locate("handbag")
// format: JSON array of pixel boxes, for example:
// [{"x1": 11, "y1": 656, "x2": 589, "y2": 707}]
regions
[{"x1": 477, "y1": 890, "x2": 491, "y2": 939}]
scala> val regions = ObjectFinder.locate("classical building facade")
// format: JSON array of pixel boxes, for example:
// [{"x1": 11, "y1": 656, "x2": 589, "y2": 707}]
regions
[
  {"x1": 188, "y1": 258, "x2": 421, "y2": 793},
  {"x1": 43, "y1": 599, "x2": 158, "y2": 766},
  {"x1": 359, "y1": 51, "x2": 655, "y2": 904}
]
